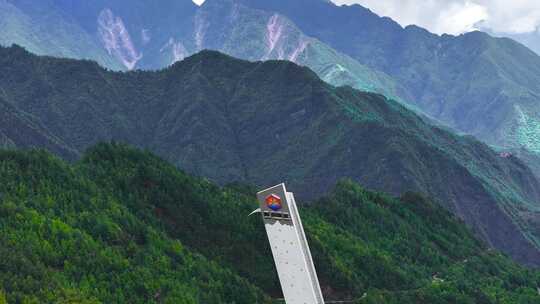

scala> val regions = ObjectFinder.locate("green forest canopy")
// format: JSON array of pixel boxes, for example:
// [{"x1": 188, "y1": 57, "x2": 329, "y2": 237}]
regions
[{"x1": 0, "y1": 143, "x2": 538, "y2": 303}]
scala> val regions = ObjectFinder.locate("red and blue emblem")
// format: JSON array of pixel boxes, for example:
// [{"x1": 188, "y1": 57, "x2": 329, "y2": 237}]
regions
[{"x1": 265, "y1": 194, "x2": 282, "y2": 211}]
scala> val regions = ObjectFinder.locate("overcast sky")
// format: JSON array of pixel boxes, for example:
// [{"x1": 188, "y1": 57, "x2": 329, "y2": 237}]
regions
[{"x1": 332, "y1": 0, "x2": 540, "y2": 36}]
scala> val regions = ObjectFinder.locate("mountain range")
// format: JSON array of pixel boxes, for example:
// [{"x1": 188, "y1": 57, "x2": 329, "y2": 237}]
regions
[
  {"x1": 1, "y1": 143, "x2": 539, "y2": 303},
  {"x1": 0, "y1": 0, "x2": 404, "y2": 101},
  {"x1": 238, "y1": 0, "x2": 540, "y2": 166},
  {"x1": 1, "y1": 45, "x2": 540, "y2": 267},
  {"x1": 2, "y1": 0, "x2": 540, "y2": 173}
]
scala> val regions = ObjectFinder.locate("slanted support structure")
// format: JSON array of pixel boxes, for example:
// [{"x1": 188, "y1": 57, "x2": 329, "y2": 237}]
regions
[{"x1": 254, "y1": 183, "x2": 325, "y2": 304}]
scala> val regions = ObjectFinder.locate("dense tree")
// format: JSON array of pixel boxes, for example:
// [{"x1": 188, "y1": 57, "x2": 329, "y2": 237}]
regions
[
  {"x1": 0, "y1": 44, "x2": 539, "y2": 266},
  {"x1": 0, "y1": 143, "x2": 538, "y2": 303}
]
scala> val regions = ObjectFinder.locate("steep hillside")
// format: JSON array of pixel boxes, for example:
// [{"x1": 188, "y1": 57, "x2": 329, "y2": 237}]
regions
[
  {"x1": 0, "y1": 45, "x2": 539, "y2": 266},
  {"x1": 0, "y1": 0, "x2": 122, "y2": 70},
  {"x1": 0, "y1": 0, "x2": 406, "y2": 102},
  {"x1": 239, "y1": 0, "x2": 540, "y2": 169},
  {"x1": 488, "y1": 30, "x2": 540, "y2": 57},
  {"x1": 188, "y1": 0, "x2": 405, "y2": 101},
  {"x1": 0, "y1": 96, "x2": 77, "y2": 159},
  {"x1": 3, "y1": 0, "x2": 540, "y2": 173},
  {"x1": 0, "y1": 0, "x2": 199, "y2": 70},
  {"x1": 0, "y1": 147, "x2": 269, "y2": 304},
  {"x1": 0, "y1": 144, "x2": 539, "y2": 303}
]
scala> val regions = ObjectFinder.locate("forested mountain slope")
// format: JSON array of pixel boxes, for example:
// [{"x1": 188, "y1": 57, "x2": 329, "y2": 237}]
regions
[
  {"x1": 0, "y1": 45, "x2": 539, "y2": 266},
  {"x1": 4, "y1": 0, "x2": 540, "y2": 174},
  {"x1": 0, "y1": 144, "x2": 538, "y2": 303},
  {"x1": 240, "y1": 0, "x2": 540, "y2": 171},
  {"x1": 0, "y1": 0, "x2": 403, "y2": 101},
  {"x1": 0, "y1": 96, "x2": 77, "y2": 159}
]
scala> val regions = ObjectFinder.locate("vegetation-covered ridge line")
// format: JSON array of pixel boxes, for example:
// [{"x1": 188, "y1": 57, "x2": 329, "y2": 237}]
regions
[
  {"x1": 1, "y1": 44, "x2": 540, "y2": 266},
  {"x1": 0, "y1": 143, "x2": 539, "y2": 303}
]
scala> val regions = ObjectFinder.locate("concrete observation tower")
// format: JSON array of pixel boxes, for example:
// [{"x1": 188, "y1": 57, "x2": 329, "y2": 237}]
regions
[{"x1": 252, "y1": 183, "x2": 325, "y2": 304}]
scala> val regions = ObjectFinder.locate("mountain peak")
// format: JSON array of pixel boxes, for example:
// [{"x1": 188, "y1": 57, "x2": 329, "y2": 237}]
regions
[{"x1": 182, "y1": 49, "x2": 238, "y2": 61}]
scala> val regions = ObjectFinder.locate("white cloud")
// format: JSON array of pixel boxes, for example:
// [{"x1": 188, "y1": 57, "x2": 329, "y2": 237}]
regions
[
  {"x1": 192, "y1": 0, "x2": 205, "y2": 6},
  {"x1": 332, "y1": 0, "x2": 540, "y2": 35},
  {"x1": 478, "y1": 0, "x2": 540, "y2": 34}
]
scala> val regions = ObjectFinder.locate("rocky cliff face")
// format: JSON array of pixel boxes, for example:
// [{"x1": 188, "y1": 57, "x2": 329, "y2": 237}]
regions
[{"x1": 97, "y1": 8, "x2": 142, "y2": 70}]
